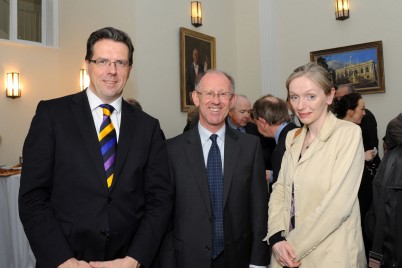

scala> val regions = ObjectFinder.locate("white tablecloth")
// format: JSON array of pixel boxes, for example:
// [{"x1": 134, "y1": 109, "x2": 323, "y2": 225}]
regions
[{"x1": 0, "y1": 174, "x2": 36, "y2": 268}]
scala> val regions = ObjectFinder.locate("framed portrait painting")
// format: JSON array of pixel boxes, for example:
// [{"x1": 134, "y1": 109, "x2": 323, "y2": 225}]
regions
[
  {"x1": 310, "y1": 41, "x2": 385, "y2": 94},
  {"x1": 180, "y1": 27, "x2": 216, "y2": 112}
]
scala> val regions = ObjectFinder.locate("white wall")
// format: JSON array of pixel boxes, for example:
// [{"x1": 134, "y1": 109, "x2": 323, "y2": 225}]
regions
[
  {"x1": 263, "y1": 0, "x2": 402, "y2": 156},
  {"x1": 1, "y1": 0, "x2": 401, "y2": 164},
  {"x1": 0, "y1": 0, "x2": 258, "y2": 164}
]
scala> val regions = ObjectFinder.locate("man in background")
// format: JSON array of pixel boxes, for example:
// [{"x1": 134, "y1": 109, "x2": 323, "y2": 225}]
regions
[
  {"x1": 252, "y1": 95, "x2": 298, "y2": 192},
  {"x1": 227, "y1": 94, "x2": 276, "y2": 179},
  {"x1": 19, "y1": 27, "x2": 173, "y2": 268},
  {"x1": 186, "y1": 48, "x2": 205, "y2": 106}
]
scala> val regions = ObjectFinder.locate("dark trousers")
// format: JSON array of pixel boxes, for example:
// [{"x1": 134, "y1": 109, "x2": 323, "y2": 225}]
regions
[{"x1": 211, "y1": 252, "x2": 225, "y2": 268}]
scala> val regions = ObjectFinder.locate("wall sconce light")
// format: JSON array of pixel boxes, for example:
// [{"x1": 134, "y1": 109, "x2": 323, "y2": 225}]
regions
[
  {"x1": 191, "y1": 1, "x2": 202, "y2": 27},
  {"x1": 80, "y1": 69, "x2": 90, "y2": 91},
  {"x1": 6, "y1": 72, "x2": 21, "y2": 99},
  {"x1": 335, "y1": 0, "x2": 350, "y2": 20}
]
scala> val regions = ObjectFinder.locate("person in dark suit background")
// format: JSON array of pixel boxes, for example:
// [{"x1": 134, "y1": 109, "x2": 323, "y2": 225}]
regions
[
  {"x1": 165, "y1": 70, "x2": 269, "y2": 268},
  {"x1": 336, "y1": 84, "x2": 381, "y2": 167},
  {"x1": 251, "y1": 94, "x2": 298, "y2": 192},
  {"x1": 19, "y1": 27, "x2": 173, "y2": 268},
  {"x1": 227, "y1": 94, "x2": 276, "y2": 180},
  {"x1": 186, "y1": 48, "x2": 205, "y2": 106}
]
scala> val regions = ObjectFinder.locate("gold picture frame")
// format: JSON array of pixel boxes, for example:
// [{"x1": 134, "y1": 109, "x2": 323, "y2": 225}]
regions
[
  {"x1": 310, "y1": 41, "x2": 385, "y2": 94},
  {"x1": 180, "y1": 27, "x2": 216, "y2": 112}
]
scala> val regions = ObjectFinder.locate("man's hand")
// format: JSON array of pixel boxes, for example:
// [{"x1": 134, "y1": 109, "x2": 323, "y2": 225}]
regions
[
  {"x1": 89, "y1": 256, "x2": 140, "y2": 268},
  {"x1": 58, "y1": 258, "x2": 91, "y2": 268},
  {"x1": 272, "y1": 241, "x2": 301, "y2": 268}
]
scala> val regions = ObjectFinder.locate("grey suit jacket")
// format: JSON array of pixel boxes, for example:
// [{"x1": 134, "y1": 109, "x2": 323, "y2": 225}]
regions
[{"x1": 164, "y1": 126, "x2": 269, "y2": 268}]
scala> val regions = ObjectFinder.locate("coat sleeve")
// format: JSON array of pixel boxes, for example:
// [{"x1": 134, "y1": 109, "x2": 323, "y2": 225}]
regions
[
  {"x1": 19, "y1": 101, "x2": 74, "y2": 267},
  {"x1": 249, "y1": 138, "x2": 270, "y2": 265}
]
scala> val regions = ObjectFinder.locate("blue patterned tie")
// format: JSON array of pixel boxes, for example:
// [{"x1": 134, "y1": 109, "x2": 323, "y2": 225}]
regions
[
  {"x1": 207, "y1": 134, "x2": 224, "y2": 258},
  {"x1": 99, "y1": 104, "x2": 117, "y2": 188}
]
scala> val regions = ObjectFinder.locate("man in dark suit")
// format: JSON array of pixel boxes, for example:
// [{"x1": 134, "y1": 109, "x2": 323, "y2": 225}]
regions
[
  {"x1": 186, "y1": 47, "x2": 204, "y2": 106},
  {"x1": 165, "y1": 70, "x2": 269, "y2": 268},
  {"x1": 227, "y1": 94, "x2": 276, "y2": 177},
  {"x1": 252, "y1": 95, "x2": 298, "y2": 192},
  {"x1": 19, "y1": 27, "x2": 173, "y2": 268}
]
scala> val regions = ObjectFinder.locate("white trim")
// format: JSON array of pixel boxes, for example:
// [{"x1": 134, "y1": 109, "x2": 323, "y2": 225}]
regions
[
  {"x1": 258, "y1": 0, "x2": 279, "y2": 96},
  {"x1": 1, "y1": 0, "x2": 59, "y2": 47}
]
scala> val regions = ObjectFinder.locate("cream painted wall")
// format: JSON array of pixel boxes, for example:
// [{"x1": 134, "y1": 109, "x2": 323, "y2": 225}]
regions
[
  {"x1": 0, "y1": 0, "x2": 260, "y2": 164},
  {"x1": 264, "y1": 0, "x2": 402, "y2": 156},
  {"x1": 1, "y1": 0, "x2": 401, "y2": 164}
]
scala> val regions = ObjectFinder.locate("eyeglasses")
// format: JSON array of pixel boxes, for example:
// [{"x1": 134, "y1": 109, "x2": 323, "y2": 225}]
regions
[
  {"x1": 196, "y1": 91, "x2": 233, "y2": 100},
  {"x1": 89, "y1": 58, "x2": 130, "y2": 69}
]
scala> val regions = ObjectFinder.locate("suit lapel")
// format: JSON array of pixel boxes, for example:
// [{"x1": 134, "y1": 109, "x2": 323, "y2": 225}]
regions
[
  {"x1": 185, "y1": 128, "x2": 213, "y2": 217},
  {"x1": 223, "y1": 127, "x2": 240, "y2": 208},
  {"x1": 70, "y1": 91, "x2": 108, "y2": 191},
  {"x1": 113, "y1": 102, "x2": 134, "y2": 179}
]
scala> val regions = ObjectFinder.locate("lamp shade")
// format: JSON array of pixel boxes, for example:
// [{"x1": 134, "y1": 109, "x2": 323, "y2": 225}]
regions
[
  {"x1": 6, "y1": 72, "x2": 21, "y2": 98},
  {"x1": 191, "y1": 1, "x2": 202, "y2": 27},
  {"x1": 335, "y1": 0, "x2": 349, "y2": 20},
  {"x1": 80, "y1": 69, "x2": 90, "y2": 91}
]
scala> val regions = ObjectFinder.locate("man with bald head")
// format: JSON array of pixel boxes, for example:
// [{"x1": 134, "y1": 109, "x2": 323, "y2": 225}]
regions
[{"x1": 165, "y1": 70, "x2": 269, "y2": 268}]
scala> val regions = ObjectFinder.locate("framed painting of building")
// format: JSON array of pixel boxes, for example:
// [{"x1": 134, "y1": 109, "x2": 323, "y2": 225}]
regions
[
  {"x1": 310, "y1": 41, "x2": 385, "y2": 94},
  {"x1": 180, "y1": 27, "x2": 216, "y2": 112}
]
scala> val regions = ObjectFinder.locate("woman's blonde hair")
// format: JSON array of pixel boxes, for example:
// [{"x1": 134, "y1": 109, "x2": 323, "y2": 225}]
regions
[{"x1": 286, "y1": 62, "x2": 333, "y2": 95}]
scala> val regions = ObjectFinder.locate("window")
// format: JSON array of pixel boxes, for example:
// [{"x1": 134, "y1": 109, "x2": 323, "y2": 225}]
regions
[{"x1": 0, "y1": 0, "x2": 58, "y2": 46}]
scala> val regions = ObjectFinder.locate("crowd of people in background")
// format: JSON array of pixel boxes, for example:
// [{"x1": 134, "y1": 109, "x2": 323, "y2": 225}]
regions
[{"x1": 18, "y1": 26, "x2": 402, "y2": 268}]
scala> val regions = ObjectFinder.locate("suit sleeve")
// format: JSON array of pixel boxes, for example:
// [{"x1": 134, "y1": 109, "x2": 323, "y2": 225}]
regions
[
  {"x1": 127, "y1": 120, "x2": 174, "y2": 267},
  {"x1": 250, "y1": 138, "x2": 270, "y2": 265},
  {"x1": 19, "y1": 101, "x2": 74, "y2": 267}
]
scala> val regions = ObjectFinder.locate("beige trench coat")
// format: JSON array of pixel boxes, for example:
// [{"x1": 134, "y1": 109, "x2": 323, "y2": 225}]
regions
[{"x1": 267, "y1": 112, "x2": 367, "y2": 268}]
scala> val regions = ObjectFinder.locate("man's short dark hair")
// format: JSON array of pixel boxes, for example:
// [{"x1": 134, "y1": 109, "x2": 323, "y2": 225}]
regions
[{"x1": 85, "y1": 27, "x2": 134, "y2": 66}]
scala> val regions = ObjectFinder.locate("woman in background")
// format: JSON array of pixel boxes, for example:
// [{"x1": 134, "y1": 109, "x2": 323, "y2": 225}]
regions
[
  {"x1": 333, "y1": 92, "x2": 377, "y2": 259},
  {"x1": 267, "y1": 63, "x2": 366, "y2": 267}
]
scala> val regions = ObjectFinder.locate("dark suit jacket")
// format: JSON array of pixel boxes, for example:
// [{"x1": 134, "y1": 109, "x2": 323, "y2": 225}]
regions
[
  {"x1": 19, "y1": 91, "x2": 173, "y2": 268},
  {"x1": 185, "y1": 63, "x2": 204, "y2": 105},
  {"x1": 360, "y1": 108, "x2": 381, "y2": 165},
  {"x1": 244, "y1": 122, "x2": 276, "y2": 170},
  {"x1": 270, "y1": 122, "x2": 298, "y2": 192},
  {"x1": 165, "y1": 126, "x2": 269, "y2": 268}
]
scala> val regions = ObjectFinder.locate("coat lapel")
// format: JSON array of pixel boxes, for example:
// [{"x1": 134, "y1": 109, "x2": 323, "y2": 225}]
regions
[
  {"x1": 70, "y1": 91, "x2": 108, "y2": 191},
  {"x1": 113, "y1": 102, "x2": 135, "y2": 180},
  {"x1": 222, "y1": 127, "x2": 240, "y2": 208},
  {"x1": 185, "y1": 127, "x2": 213, "y2": 217}
]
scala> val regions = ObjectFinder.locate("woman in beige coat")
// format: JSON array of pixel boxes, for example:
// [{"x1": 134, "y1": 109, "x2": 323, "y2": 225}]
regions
[{"x1": 267, "y1": 63, "x2": 367, "y2": 267}]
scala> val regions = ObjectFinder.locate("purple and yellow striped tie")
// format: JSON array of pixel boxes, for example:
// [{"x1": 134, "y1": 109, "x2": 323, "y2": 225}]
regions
[{"x1": 99, "y1": 104, "x2": 117, "y2": 188}]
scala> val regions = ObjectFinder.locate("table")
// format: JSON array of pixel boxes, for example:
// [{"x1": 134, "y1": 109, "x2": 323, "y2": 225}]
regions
[{"x1": 0, "y1": 174, "x2": 36, "y2": 268}]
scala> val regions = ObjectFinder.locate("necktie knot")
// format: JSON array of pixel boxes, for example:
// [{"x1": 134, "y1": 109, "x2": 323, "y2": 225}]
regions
[
  {"x1": 100, "y1": 104, "x2": 114, "y2": 116},
  {"x1": 210, "y1": 134, "x2": 218, "y2": 144}
]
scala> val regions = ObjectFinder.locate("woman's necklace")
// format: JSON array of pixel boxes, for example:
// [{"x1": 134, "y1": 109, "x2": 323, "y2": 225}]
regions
[{"x1": 303, "y1": 131, "x2": 316, "y2": 151}]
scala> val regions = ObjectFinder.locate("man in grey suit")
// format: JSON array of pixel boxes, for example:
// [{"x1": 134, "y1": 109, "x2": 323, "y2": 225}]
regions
[{"x1": 165, "y1": 70, "x2": 269, "y2": 268}]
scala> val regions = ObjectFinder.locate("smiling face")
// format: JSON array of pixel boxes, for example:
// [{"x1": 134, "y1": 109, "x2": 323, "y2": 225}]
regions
[
  {"x1": 347, "y1": 98, "x2": 366, "y2": 124},
  {"x1": 192, "y1": 72, "x2": 235, "y2": 133},
  {"x1": 288, "y1": 75, "x2": 335, "y2": 130},
  {"x1": 86, "y1": 39, "x2": 132, "y2": 103}
]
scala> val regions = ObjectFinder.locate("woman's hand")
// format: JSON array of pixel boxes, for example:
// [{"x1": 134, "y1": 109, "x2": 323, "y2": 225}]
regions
[
  {"x1": 272, "y1": 241, "x2": 301, "y2": 268},
  {"x1": 364, "y1": 149, "x2": 376, "y2": 161}
]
